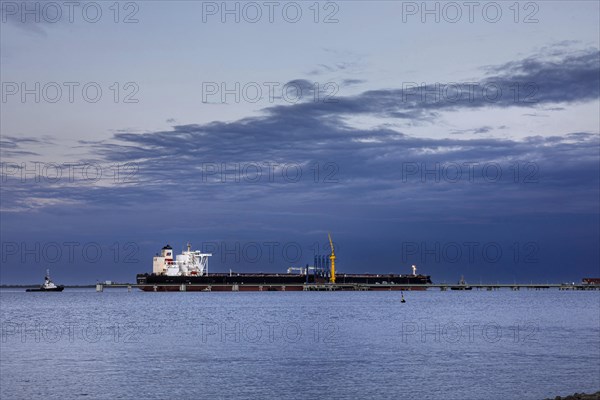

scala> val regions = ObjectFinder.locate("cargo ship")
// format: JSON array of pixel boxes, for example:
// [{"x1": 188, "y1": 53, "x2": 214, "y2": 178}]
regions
[{"x1": 136, "y1": 237, "x2": 432, "y2": 292}]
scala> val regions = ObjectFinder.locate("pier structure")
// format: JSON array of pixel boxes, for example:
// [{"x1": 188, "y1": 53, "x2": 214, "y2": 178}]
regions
[{"x1": 95, "y1": 283, "x2": 600, "y2": 292}]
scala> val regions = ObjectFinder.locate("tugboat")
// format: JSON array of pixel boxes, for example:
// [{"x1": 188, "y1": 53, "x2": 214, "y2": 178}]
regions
[
  {"x1": 26, "y1": 270, "x2": 64, "y2": 292},
  {"x1": 450, "y1": 275, "x2": 472, "y2": 291}
]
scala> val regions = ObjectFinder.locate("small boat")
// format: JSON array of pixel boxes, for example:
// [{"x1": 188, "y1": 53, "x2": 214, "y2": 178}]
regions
[
  {"x1": 26, "y1": 270, "x2": 64, "y2": 292},
  {"x1": 450, "y1": 275, "x2": 472, "y2": 291}
]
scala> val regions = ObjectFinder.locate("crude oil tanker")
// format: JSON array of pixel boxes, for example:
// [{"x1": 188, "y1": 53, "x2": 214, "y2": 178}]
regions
[{"x1": 136, "y1": 238, "x2": 432, "y2": 292}]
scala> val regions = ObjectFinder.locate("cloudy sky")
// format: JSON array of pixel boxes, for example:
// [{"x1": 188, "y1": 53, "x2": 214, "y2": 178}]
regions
[{"x1": 1, "y1": 1, "x2": 599, "y2": 284}]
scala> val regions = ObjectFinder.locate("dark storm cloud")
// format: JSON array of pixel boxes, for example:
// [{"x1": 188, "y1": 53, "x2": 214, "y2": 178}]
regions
[
  {"x1": 252, "y1": 48, "x2": 599, "y2": 124},
  {"x1": 2, "y1": 48, "x2": 599, "y2": 218},
  {"x1": 0, "y1": 136, "x2": 47, "y2": 157},
  {"x1": 86, "y1": 48, "x2": 598, "y2": 168},
  {"x1": 481, "y1": 48, "x2": 600, "y2": 104},
  {"x1": 342, "y1": 79, "x2": 366, "y2": 86},
  {"x1": 450, "y1": 126, "x2": 494, "y2": 135}
]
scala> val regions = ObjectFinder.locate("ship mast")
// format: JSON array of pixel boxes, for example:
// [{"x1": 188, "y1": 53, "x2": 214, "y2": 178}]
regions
[{"x1": 328, "y1": 233, "x2": 336, "y2": 283}]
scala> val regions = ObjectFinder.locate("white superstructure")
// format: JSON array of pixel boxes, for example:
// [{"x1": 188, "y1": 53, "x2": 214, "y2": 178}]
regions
[
  {"x1": 153, "y1": 243, "x2": 212, "y2": 276},
  {"x1": 43, "y1": 269, "x2": 58, "y2": 289}
]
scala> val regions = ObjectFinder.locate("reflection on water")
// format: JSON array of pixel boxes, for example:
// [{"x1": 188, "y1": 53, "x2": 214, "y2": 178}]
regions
[{"x1": 1, "y1": 290, "x2": 599, "y2": 399}]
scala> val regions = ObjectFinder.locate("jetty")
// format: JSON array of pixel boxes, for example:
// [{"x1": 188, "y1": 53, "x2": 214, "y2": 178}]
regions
[{"x1": 94, "y1": 282, "x2": 600, "y2": 292}]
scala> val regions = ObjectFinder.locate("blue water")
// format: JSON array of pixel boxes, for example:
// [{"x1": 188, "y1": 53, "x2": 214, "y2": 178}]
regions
[{"x1": 1, "y1": 289, "x2": 598, "y2": 400}]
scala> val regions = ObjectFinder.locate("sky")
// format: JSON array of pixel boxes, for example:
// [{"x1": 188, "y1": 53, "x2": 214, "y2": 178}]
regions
[{"x1": 0, "y1": 0, "x2": 599, "y2": 284}]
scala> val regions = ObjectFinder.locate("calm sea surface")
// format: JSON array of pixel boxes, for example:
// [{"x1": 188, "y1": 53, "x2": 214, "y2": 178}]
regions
[{"x1": 1, "y1": 289, "x2": 599, "y2": 400}]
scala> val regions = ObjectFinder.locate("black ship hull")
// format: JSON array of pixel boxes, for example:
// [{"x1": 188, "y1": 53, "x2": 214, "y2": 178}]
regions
[
  {"x1": 26, "y1": 286, "x2": 64, "y2": 292},
  {"x1": 136, "y1": 273, "x2": 432, "y2": 292}
]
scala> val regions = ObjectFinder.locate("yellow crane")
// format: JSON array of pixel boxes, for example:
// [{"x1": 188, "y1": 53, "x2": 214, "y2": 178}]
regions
[{"x1": 328, "y1": 233, "x2": 336, "y2": 283}]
